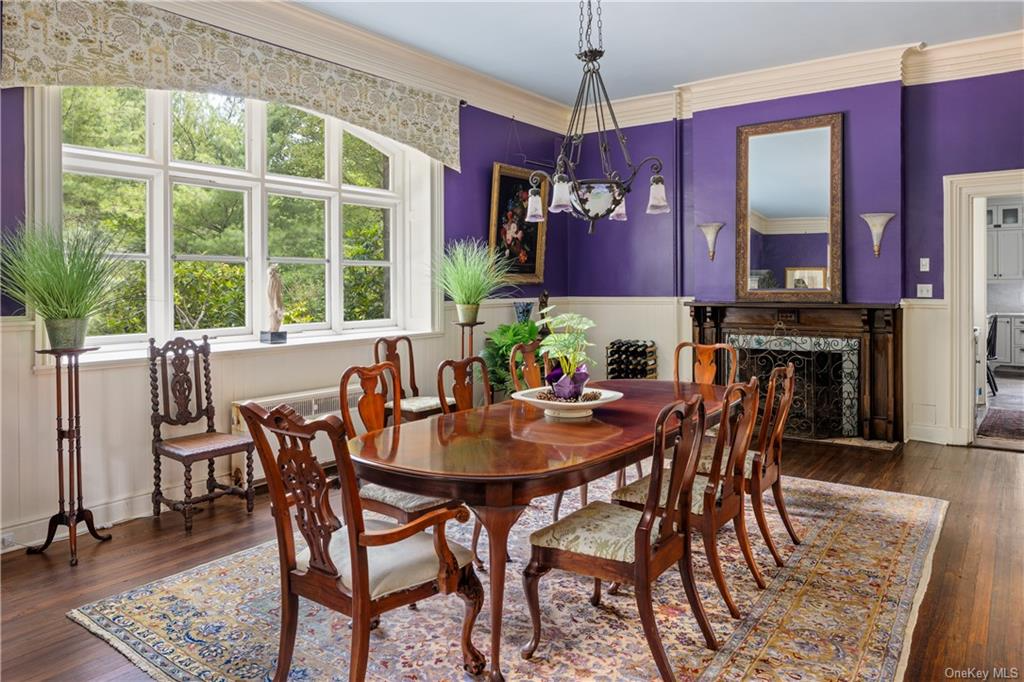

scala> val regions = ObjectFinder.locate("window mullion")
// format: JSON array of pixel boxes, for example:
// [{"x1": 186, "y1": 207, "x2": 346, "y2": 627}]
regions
[{"x1": 250, "y1": 99, "x2": 267, "y2": 339}]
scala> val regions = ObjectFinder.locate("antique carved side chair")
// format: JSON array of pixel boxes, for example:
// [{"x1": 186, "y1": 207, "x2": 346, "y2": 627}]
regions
[
  {"x1": 238, "y1": 402, "x2": 485, "y2": 682},
  {"x1": 522, "y1": 396, "x2": 718, "y2": 681},
  {"x1": 374, "y1": 336, "x2": 454, "y2": 423},
  {"x1": 148, "y1": 336, "x2": 254, "y2": 534},
  {"x1": 674, "y1": 341, "x2": 738, "y2": 385}
]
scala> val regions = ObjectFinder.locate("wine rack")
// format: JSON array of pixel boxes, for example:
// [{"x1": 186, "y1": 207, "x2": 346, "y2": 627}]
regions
[{"x1": 606, "y1": 339, "x2": 657, "y2": 379}]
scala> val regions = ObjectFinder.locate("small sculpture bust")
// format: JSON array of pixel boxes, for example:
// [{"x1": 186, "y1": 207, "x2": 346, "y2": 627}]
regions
[{"x1": 267, "y1": 264, "x2": 284, "y2": 333}]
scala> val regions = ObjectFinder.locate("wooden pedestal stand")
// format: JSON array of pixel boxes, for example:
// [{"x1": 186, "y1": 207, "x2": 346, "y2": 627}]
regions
[
  {"x1": 27, "y1": 348, "x2": 112, "y2": 566},
  {"x1": 454, "y1": 321, "x2": 485, "y2": 359}
]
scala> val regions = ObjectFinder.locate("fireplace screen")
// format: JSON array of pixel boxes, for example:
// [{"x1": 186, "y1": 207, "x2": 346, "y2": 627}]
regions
[{"x1": 726, "y1": 326, "x2": 859, "y2": 439}]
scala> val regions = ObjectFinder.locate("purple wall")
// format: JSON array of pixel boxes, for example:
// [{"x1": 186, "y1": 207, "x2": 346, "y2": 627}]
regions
[
  {"x1": 689, "y1": 81, "x2": 904, "y2": 303},
  {"x1": 1, "y1": 87, "x2": 26, "y2": 316},
  {"x1": 750, "y1": 231, "x2": 830, "y2": 286},
  {"x1": 565, "y1": 120, "x2": 679, "y2": 296},
  {"x1": 903, "y1": 71, "x2": 1024, "y2": 299},
  {"x1": 444, "y1": 105, "x2": 568, "y2": 297}
]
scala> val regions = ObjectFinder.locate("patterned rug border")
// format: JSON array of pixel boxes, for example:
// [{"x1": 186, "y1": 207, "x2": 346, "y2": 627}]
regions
[{"x1": 66, "y1": 478, "x2": 949, "y2": 682}]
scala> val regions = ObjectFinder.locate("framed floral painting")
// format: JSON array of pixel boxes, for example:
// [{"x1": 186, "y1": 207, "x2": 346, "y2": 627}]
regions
[{"x1": 488, "y1": 162, "x2": 548, "y2": 284}]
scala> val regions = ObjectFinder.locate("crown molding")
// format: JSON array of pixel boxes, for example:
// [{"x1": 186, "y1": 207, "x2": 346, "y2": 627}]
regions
[
  {"x1": 675, "y1": 43, "x2": 922, "y2": 119},
  {"x1": 751, "y1": 212, "x2": 829, "y2": 235},
  {"x1": 149, "y1": 0, "x2": 568, "y2": 133},
  {"x1": 904, "y1": 30, "x2": 1024, "y2": 86},
  {"x1": 580, "y1": 91, "x2": 677, "y2": 133}
]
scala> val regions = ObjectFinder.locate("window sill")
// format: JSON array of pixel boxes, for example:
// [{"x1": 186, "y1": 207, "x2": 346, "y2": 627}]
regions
[{"x1": 31, "y1": 326, "x2": 444, "y2": 373}]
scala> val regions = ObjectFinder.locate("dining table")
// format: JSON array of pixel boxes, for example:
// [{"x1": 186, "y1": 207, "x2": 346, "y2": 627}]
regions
[{"x1": 348, "y1": 378, "x2": 728, "y2": 682}]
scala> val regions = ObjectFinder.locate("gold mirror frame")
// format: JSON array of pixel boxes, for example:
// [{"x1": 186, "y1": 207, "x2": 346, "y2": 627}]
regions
[{"x1": 735, "y1": 113, "x2": 843, "y2": 303}]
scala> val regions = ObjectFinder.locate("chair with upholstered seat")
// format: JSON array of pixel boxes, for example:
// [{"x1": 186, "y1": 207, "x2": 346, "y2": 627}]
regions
[
  {"x1": 611, "y1": 377, "x2": 764, "y2": 619},
  {"x1": 341, "y1": 362, "x2": 461, "y2": 523},
  {"x1": 374, "y1": 336, "x2": 454, "y2": 423},
  {"x1": 238, "y1": 401, "x2": 485, "y2": 682},
  {"x1": 521, "y1": 396, "x2": 718, "y2": 680},
  {"x1": 149, "y1": 336, "x2": 255, "y2": 534},
  {"x1": 674, "y1": 341, "x2": 738, "y2": 385}
]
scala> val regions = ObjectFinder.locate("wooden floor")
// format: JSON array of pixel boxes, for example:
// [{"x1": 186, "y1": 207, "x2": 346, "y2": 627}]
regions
[{"x1": 2, "y1": 439, "x2": 1022, "y2": 681}]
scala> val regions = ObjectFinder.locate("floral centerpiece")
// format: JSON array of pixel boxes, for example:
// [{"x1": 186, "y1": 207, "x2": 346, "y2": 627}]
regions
[{"x1": 537, "y1": 307, "x2": 597, "y2": 401}]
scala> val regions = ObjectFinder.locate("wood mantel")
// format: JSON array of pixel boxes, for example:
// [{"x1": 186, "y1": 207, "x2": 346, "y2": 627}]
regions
[{"x1": 690, "y1": 301, "x2": 902, "y2": 442}]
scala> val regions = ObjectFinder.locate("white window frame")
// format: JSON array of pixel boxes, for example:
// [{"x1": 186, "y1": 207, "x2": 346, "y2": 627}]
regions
[{"x1": 37, "y1": 86, "x2": 433, "y2": 351}]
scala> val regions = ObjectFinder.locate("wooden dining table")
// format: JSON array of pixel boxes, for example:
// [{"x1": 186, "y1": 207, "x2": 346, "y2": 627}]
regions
[{"x1": 348, "y1": 379, "x2": 728, "y2": 681}]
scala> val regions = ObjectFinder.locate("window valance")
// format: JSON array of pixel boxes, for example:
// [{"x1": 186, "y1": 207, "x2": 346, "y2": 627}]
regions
[{"x1": 0, "y1": 1, "x2": 462, "y2": 169}]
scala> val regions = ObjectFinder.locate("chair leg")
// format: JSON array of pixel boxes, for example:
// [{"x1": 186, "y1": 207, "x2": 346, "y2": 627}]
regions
[
  {"x1": 471, "y1": 519, "x2": 485, "y2": 571},
  {"x1": 635, "y1": 461, "x2": 643, "y2": 480},
  {"x1": 579, "y1": 484, "x2": 588, "y2": 508},
  {"x1": 207, "y1": 459, "x2": 217, "y2": 496},
  {"x1": 987, "y1": 365, "x2": 999, "y2": 396},
  {"x1": 520, "y1": 558, "x2": 550, "y2": 660},
  {"x1": 152, "y1": 451, "x2": 162, "y2": 517},
  {"x1": 634, "y1": 582, "x2": 676, "y2": 682},
  {"x1": 183, "y1": 463, "x2": 193, "y2": 534},
  {"x1": 274, "y1": 591, "x2": 299, "y2": 682},
  {"x1": 679, "y1": 532, "x2": 717, "y2": 650},
  {"x1": 771, "y1": 478, "x2": 801, "y2": 545},
  {"x1": 750, "y1": 484, "x2": 784, "y2": 567},
  {"x1": 456, "y1": 567, "x2": 487, "y2": 675},
  {"x1": 245, "y1": 448, "x2": 255, "y2": 513},
  {"x1": 590, "y1": 577, "x2": 602, "y2": 607},
  {"x1": 702, "y1": 524, "x2": 740, "y2": 619},
  {"x1": 349, "y1": 610, "x2": 371, "y2": 682},
  {"x1": 734, "y1": 500, "x2": 766, "y2": 589},
  {"x1": 552, "y1": 492, "x2": 564, "y2": 522}
]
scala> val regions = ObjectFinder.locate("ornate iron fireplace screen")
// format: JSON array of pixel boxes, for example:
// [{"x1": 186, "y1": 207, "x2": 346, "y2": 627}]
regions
[{"x1": 725, "y1": 324, "x2": 859, "y2": 439}]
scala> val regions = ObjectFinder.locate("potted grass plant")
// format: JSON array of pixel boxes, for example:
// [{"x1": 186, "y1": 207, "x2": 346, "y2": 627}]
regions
[
  {"x1": 436, "y1": 238, "x2": 513, "y2": 324},
  {"x1": 1, "y1": 227, "x2": 126, "y2": 349}
]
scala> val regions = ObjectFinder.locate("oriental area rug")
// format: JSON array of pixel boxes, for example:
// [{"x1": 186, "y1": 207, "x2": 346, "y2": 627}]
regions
[{"x1": 69, "y1": 475, "x2": 946, "y2": 681}]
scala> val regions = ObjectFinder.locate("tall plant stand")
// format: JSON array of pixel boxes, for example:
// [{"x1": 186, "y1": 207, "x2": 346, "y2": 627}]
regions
[
  {"x1": 27, "y1": 348, "x2": 112, "y2": 566},
  {"x1": 454, "y1": 321, "x2": 485, "y2": 359}
]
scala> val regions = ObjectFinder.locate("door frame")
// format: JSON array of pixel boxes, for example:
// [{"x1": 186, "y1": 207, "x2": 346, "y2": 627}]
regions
[{"x1": 945, "y1": 168, "x2": 1024, "y2": 445}]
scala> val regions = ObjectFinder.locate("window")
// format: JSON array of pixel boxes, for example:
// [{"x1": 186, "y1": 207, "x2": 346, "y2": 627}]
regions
[{"x1": 49, "y1": 86, "x2": 434, "y2": 347}]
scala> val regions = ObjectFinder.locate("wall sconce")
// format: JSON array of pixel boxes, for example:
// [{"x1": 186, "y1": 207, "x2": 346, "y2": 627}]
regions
[
  {"x1": 699, "y1": 222, "x2": 724, "y2": 260},
  {"x1": 860, "y1": 213, "x2": 894, "y2": 257}
]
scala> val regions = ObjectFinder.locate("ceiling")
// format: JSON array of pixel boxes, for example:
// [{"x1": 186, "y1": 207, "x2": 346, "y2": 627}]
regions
[{"x1": 295, "y1": 2, "x2": 1022, "y2": 104}]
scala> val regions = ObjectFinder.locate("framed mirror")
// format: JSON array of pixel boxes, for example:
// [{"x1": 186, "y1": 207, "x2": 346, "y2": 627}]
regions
[{"x1": 736, "y1": 113, "x2": 842, "y2": 302}]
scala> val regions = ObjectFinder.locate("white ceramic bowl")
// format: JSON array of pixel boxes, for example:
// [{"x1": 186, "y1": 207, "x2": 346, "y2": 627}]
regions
[{"x1": 510, "y1": 386, "x2": 624, "y2": 419}]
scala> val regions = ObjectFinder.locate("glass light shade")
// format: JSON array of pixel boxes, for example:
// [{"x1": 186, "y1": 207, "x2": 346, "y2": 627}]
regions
[
  {"x1": 698, "y1": 222, "x2": 724, "y2": 261},
  {"x1": 646, "y1": 176, "x2": 670, "y2": 214},
  {"x1": 525, "y1": 189, "x2": 544, "y2": 222},
  {"x1": 860, "y1": 212, "x2": 894, "y2": 257},
  {"x1": 570, "y1": 181, "x2": 617, "y2": 220},
  {"x1": 609, "y1": 195, "x2": 628, "y2": 221},
  {"x1": 549, "y1": 176, "x2": 572, "y2": 213}
]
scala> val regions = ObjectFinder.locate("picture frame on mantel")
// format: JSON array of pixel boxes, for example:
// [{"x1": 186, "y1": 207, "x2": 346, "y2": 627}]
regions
[{"x1": 489, "y1": 162, "x2": 548, "y2": 284}]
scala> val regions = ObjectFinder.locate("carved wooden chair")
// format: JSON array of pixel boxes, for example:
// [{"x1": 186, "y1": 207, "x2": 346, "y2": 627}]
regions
[
  {"x1": 674, "y1": 341, "x2": 738, "y2": 385},
  {"x1": 237, "y1": 402, "x2": 485, "y2": 681},
  {"x1": 149, "y1": 336, "x2": 254, "y2": 534},
  {"x1": 508, "y1": 339, "x2": 593, "y2": 522},
  {"x1": 374, "y1": 336, "x2": 454, "y2": 423},
  {"x1": 612, "y1": 377, "x2": 764, "y2": 619},
  {"x1": 340, "y1": 362, "x2": 461, "y2": 524},
  {"x1": 522, "y1": 396, "x2": 718, "y2": 680}
]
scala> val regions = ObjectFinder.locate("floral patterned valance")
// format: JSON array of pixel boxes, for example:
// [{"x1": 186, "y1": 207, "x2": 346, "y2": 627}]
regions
[{"x1": 0, "y1": 1, "x2": 461, "y2": 169}]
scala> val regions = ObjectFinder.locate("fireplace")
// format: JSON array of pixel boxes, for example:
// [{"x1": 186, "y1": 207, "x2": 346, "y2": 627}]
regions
[{"x1": 691, "y1": 302, "x2": 902, "y2": 442}]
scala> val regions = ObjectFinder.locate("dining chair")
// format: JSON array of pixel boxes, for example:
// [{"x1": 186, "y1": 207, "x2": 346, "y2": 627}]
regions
[
  {"x1": 149, "y1": 336, "x2": 255, "y2": 534},
  {"x1": 612, "y1": 377, "x2": 763, "y2": 619},
  {"x1": 374, "y1": 336, "x2": 454, "y2": 423},
  {"x1": 340, "y1": 362, "x2": 461, "y2": 523},
  {"x1": 237, "y1": 402, "x2": 485, "y2": 682},
  {"x1": 437, "y1": 355, "x2": 492, "y2": 568},
  {"x1": 521, "y1": 396, "x2": 718, "y2": 681},
  {"x1": 509, "y1": 339, "x2": 594, "y2": 522},
  {"x1": 734, "y1": 363, "x2": 800, "y2": 566},
  {"x1": 674, "y1": 341, "x2": 738, "y2": 385}
]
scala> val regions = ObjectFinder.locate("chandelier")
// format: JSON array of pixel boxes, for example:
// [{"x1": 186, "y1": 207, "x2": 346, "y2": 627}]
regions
[{"x1": 526, "y1": 0, "x2": 669, "y2": 233}]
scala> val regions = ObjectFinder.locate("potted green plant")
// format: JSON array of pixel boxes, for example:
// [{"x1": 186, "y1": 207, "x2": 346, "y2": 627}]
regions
[
  {"x1": 538, "y1": 306, "x2": 596, "y2": 401},
  {"x1": 1, "y1": 227, "x2": 126, "y2": 349},
  {"x1": 436, "y1": 238, "x2": 512, "y2": 324},
  {"x1": 482, "y1": 318, "x2": 539, "y2": 398}
]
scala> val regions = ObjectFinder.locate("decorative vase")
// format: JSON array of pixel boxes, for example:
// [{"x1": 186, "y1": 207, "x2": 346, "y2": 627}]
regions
[
  {"x1": 514, "y1": 301, "x2": 533, "y2": 323},
  {"x1": 546, "y1": 364, "x2": 590, "y2": 401},
  {"x1": 44, "y1": 318, "x2": 89, "y2": 349},
  {"x1": 456, "y1": 303, "x2": 480, "y2": 324}
]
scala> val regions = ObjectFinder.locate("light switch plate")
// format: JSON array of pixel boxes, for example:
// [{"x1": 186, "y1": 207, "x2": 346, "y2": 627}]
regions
[
  {"x1": 917, "y1": 284, "x2": 933, "y2": 298},
  {"x1": 919, "y1": 257, "x2": 930, "y2": 272}
]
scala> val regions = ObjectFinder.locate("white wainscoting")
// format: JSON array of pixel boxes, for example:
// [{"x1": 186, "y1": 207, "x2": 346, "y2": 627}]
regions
[
  {"x1": 3, "y1": 295, "x2": 694, "y2": 550},
  {"x1": 901, "y1": 298, "x2": 957, "y2": 444}
]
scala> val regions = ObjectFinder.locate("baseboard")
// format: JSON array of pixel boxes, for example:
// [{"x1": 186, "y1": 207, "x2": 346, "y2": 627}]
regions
[{"x1": 905, "y1": 424, "x2": 954, "y2": 444}]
